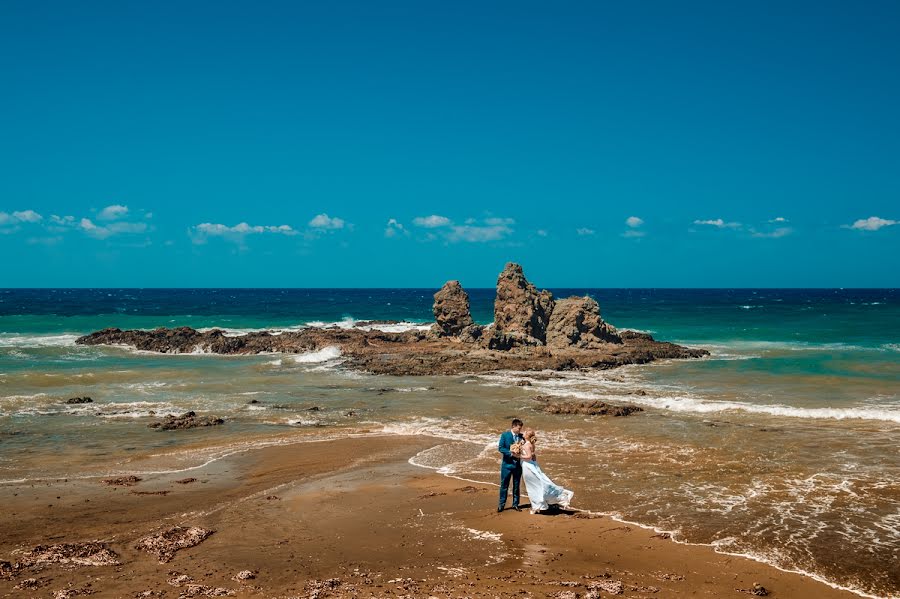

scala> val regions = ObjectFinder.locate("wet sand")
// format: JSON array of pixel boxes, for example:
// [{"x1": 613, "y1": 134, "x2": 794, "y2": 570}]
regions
[{"x1": 0, "y1": 435, "x2": 862, "y2": 598}]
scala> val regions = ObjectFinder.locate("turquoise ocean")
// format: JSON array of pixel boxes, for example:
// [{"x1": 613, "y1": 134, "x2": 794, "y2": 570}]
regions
[{"x1": 0, "y1": 288, "x2": 897, "y2": 597}]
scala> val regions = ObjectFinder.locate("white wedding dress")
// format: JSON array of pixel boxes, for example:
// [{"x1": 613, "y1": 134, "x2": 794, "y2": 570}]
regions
[{"x1": 521, "y1": 444, "x2": 574, "y2": 514}]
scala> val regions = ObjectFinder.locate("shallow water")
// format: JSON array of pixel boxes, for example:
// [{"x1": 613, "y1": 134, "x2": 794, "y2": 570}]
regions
[{"x1": 0, "y1": 288, "x2": 897, "y2": 597}]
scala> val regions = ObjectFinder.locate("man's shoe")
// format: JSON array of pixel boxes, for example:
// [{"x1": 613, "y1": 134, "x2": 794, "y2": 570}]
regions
[
  {"x1": 497, "y1": 506, "x2": 504, "y2": 513},
  {"x1": 512, "y1": 506, "x2": 521, "y2": 512}
]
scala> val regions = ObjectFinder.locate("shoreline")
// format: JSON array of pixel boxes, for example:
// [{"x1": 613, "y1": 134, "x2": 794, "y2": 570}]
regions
[{"x1": 0, "y1": 433, "x2": 874, "y2": 598}]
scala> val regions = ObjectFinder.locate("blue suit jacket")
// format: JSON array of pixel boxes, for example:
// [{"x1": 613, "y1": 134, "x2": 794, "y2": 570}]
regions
[{"x1": 498, "y1": 430, "x2": 523, "y2": 467}]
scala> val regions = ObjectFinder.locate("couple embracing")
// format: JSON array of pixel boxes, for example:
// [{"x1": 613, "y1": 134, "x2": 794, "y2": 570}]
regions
[{"x1": 497, "y1": 418, "x2": 574, "y2": 514}]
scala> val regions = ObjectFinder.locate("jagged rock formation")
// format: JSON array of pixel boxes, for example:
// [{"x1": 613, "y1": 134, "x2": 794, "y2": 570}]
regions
[
  {"x1": 546, "y1": 296, "x2": 621, "y2": 348},
  {"x1": 77, "y1": 262, "x2": 709, "y2": 376},
  {"x1": 431, "y1": 280, "x2": 476, "y2": 337},
  {"x1": 491, "y1": 263, "x2": 555, "y2": 345}
]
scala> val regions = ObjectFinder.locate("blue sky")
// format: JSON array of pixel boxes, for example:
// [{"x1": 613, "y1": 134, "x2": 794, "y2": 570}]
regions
[{"x1": 1, "y1": 1, "x2": 898, "y2": 287}]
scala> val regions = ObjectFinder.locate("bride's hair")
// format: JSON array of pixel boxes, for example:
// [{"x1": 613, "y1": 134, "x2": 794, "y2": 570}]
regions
[{"x1": 522, "y1": 428, "x2": 536, "y2": 443}]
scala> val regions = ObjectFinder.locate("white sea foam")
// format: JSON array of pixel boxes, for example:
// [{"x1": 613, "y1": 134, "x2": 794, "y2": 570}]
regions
[
  {"x1": 533, "y1": 385, "x2": 900, "y2": 424},
  {"x1": 304, "y1": 317, "x2": 431, "y2": 333},
  {"x1": 292, "y1": 346, "x2": 342, "y2": 363},
  {"x1": 0, "y1": 334, "x2": 81, "y2": 348}
]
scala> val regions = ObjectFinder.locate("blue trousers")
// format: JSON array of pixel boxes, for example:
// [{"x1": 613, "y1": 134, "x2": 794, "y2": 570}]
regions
[{"x1": 498, "y1": 460, "x2": 522, "y2": 508}]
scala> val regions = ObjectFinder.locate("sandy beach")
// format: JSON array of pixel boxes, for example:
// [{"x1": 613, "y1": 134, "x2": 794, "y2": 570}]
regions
[{"x1": 0, "y1": 434, "x2": 864, "y2": 598}]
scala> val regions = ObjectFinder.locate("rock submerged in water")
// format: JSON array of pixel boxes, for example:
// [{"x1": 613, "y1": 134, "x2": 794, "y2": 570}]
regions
[
  {"x1": 101, "y1": 475, "x2": 142, "y2": 486},
  {"x1": 148, "y1": 411, "x2": 224, "y2": 431},
  {"x1": 534, "y1": 396, "x2": 644, "y2": 417},
  {"x1": 65, "y1": 397, "x2": 93, "y2": 404}
]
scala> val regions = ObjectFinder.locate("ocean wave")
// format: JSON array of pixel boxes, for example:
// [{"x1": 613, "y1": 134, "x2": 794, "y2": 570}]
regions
[
  {"x1": 292, "y1": 346, "x2": 342, "y2": 364},
  {"x1": 304, "y1": 317, "x2": 432, "y2": 333},
  {"x1": 534, "y1": 387, "x2": 900, "y2": 424},
  {"x1": 0, "y1": 333, "x2": 81, "y2": 348}
]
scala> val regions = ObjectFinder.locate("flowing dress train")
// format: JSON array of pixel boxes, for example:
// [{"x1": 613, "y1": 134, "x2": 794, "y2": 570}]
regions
[{"x1": 521, "y1": 459, "x2": 574, "y2": 514}]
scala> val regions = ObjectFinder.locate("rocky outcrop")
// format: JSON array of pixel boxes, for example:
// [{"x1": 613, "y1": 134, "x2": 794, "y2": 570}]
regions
[
  {"x1": 77, "y1": 263, "x2": 709, "y2": 376},
  {"x1": 546, "y1": 296, "x2": 621, "y2": 348},
  {"x1": 148, "y1": 411, "x2": 224, "y2": 431},
  {"x1": 431, "y1": 280, "x2": 474, "y2": 337},
  {"x1": 492, "y1": 263, "x2": 555, "y2": 345},
  {"x1": 134, "y1": 526, "x2": 214, "y2": 563},
  {"x1": 533, "y1": 396, "x2": 643, "y2": 417}
]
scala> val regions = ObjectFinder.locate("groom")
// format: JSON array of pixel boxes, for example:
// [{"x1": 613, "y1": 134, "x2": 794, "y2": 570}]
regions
[{"x1": 497, "y1": 418, "x2": 524, "y2": 512}]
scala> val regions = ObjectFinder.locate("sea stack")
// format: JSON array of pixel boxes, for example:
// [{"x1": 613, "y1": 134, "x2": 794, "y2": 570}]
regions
[
  {"x1": 431, "y1": 280, "x2": 474, "y2": 337},
  {"x1": 491, "y1": 262, "x2": 555, "y2": 347}
]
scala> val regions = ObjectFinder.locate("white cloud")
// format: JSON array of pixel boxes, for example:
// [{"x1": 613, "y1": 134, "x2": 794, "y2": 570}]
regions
[
  {"x1": 769, "y1": 216, "x2": 788, "y2": 223},
  {"x1": 622, "y1": 230, "x2": 646, "y2": 238},
  {"x1": 0, "y1": 210, "x2": 43, "y2": 225},
  {"x1": 384, "y1": 218, "x2": 408, "y2": 238},
  {"x1": 50, "y1": 215, "x2": 75, "y2": 226},
  {"x1": 12, "y1": 210, "x2": 43, "y2": 223},
  {"x1": 845, "y1": 216, "x2": 897, "y2": 231},
  {"x1": 190, "y1": 222, "x2": 296, "y2": 244},
  {"x1": 308, "y1": 213, "x2": 345, "y2": 230},
  {"x1": 752, "y1": 227, "x2": 793, "y2": 238},
  {"x1": 413, "y1": 215, "x2": 451, "y2": 228},
  {"x1": 693, "y1": 218, "x2": 741, "y2": 229},
  {"x1": 447, "y1": 224, "x2": 512, "y2": 243},
  {"x1": 536, "y1": 229, "x2": 548, "y2": 237},
  {"x1": 626, "y1": 216, "x2": 644, "y2": 228},
  {"x1": 484, "y1": 217, "x2": 515, "y2": 226},
  {"x1": 98, "y1": 204, "x2": 129, "y2": 221},
  {"x1": 576, "y1": 228, "x2": 595, "y2": 236}
]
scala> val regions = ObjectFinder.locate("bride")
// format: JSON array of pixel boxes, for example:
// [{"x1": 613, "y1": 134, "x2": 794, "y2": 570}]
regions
[{"x1": 519, "y1": 428, "x2": 574, "y2": 514}]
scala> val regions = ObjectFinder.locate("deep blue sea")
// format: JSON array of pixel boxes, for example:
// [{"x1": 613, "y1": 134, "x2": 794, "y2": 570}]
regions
[{"x1": 1, "y1": 288, "x2": 898, "y2": 597}]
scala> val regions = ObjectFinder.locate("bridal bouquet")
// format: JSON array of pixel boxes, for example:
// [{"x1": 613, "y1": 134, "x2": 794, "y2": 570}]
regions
[{"x1": 509, "y1": 440, "x2": 524, "y2": 457}]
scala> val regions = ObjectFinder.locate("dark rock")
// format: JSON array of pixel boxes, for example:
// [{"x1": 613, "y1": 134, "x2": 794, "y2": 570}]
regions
[
  {"x1": 515, "y1": 380, "x2": 533, "y2": 387},
  {"x1": 546, "y1": 296, "x2": 621, "y2": 348},
  {"x1": 492, "y1": 263, "x2": 554, "y2": 344},
  {"x1": 148, "y1": 411, "x2": 224, "y2": 431},
  {"x1": 65, "y1": 397, "x2": 93, "y2": 404},
  {"x1": 175, "y1": 478, "x2": 197, "y2": 484},
  {"x1": 0, "y1": 560, "x2": 17, "y2": 580},
  {"x1": 101, "y1": 475, "x2": 141, "y2": 487},
  {"x1": 247, "y1": 399, "x2": 259, "y2": 404},
  {"x1": 457, "y1": 323, "x2": 484, "y2": 343},
  {"x1": 432, "y1": 280, "x2": 475, "y2": 337}
]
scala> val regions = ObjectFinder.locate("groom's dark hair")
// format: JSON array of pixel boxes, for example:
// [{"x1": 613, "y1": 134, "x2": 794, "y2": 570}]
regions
[{"x1": 511, "y1": 418, "x2": 523, "y2": 427}]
